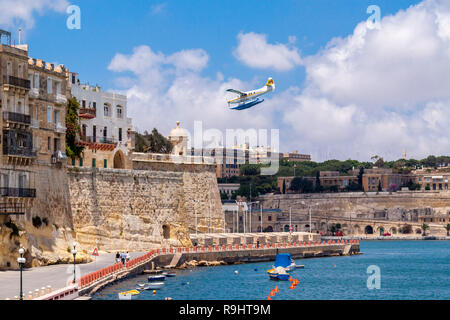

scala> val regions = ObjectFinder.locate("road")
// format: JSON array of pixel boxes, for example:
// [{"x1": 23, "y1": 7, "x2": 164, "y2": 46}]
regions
[{"x1": 0, "y1": 252, "x2": 143, "y2": 299}]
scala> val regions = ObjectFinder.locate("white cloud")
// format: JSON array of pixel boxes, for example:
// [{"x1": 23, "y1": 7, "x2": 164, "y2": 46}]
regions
[
  {"x1": 0, "y1": 0, "x2": 68, "y2": 29},
  {"x1": 150, "y1": 2, "x2": 167, "y2": 15},
  {"x1": 233, "y1": 32, "x2": 302, "y2": 71},
  {"x1": 278, "y1": 0, "x2": 450, "y2": 161}
]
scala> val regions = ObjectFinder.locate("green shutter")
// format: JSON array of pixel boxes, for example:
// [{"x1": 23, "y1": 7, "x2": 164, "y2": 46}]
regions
[
  {"x1": 104, "y1": 159, "x2": 107, "y2": 168},
  {"x1": 79, "y1": 158, "x2": 83, "y2": 166},
  {"x1": 72, "y1": 158, "x2": 75, "y2": 166},
  {"x1": 92, "y1": 159, "x2": 96, "y2": 168}
]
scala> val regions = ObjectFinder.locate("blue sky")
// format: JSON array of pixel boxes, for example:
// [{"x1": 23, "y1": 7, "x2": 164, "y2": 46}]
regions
[
  {"x1": 23, "y1": 0, "x2": 420, "y2": 90},
  {"x1": 5, "y1": 0, "x2": 450, "y2": 161}
]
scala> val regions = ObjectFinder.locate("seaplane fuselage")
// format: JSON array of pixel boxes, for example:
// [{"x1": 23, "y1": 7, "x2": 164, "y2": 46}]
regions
[{"x1": 227, "y1": 78, "x2": 275, "y2": 110}]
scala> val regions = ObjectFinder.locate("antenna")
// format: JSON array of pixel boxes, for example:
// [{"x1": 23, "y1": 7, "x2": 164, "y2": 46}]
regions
[{"x1": 18, "y1": 28, "x2": 22, "y2": 45}]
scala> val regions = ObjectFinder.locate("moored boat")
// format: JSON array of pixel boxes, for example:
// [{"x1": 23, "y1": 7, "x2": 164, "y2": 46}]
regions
[
  {"x1": 148, "y1": 275, "x2": 166, "y2": 282},
  {"x1": 118, "y1": 289, "x2": 139, "y2": 300},
  {"x1": 273, "y1": 253, "x2": 296, "y2": 272}
]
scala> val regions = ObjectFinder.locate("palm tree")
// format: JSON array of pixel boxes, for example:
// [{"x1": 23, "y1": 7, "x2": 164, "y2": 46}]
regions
[
  {"x1": 421, "y1": 223, "x2": 429, "y2": 236},
  {"x1": 445, "y1": 223, "x2": 450, "y2": 236}
]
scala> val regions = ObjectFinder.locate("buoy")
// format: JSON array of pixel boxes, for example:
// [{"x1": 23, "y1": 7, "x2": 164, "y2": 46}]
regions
[
  {"x1": 254, "y1": 268, "x2": 258, "y2": 271},
  {"x1": 274, "y1": 286, "x2": 279, "y2": 293},
  {"x1": 334, "y1": 264, "x2": 336, "y2": 268},
  {"x1": 289, "y1": 276, "x2": 293, "y2": 281},
  {"x1": 153, "y1": 290, "x2": 156, "y2": 295},
  {"x1": 270, "y1": 290, "x2": 275, "y2": 296},
  {"x1": 234, "y1": 270, "x2": 238, "y2": 275},
  {"x1": 267, "y1": 295, "x2": 271, "y2": 300},
  {"x1": 289, "y1": 284, "x2": 295, "y2": 290},
  {"x1": 165, "y1": 297, "x2": 173, "y2": 300}
]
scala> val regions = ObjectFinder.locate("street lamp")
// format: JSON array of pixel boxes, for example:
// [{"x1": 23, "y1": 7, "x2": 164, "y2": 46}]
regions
[
  {"x1": 301, "y1": 201, "x2": 320, "y2": 234},
  {"x1": 17, "y1": 247, "x2": 26, "y2": 300},
  {"x1": 71, "y1": 242, "x2": 77, "y2": 284}
]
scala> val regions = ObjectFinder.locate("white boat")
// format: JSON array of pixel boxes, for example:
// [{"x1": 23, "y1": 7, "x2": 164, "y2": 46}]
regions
[
  {"x1": 146, "y1": 282, "x2": 165, "y2": 290},
  {"x1": 118, "y1": 289, "x2": 139, "y2": 300}
]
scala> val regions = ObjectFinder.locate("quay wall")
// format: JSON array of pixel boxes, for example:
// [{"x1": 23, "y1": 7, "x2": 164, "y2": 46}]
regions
[
  {"x1": 79, "y1": 242, "x2": 360, "y2": 296},
  {"x1": 67, "y1": 166, "x2": 224, "y2": 252}
]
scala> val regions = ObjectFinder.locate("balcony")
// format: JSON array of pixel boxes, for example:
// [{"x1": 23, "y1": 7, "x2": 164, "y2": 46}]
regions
[
  {"x1": 54, "y1": 122, "x2": 66, "y2": 133},
  {"x1": 3, "y1": 111, "x2": 31, "y2": 125},
  {"x1": 0, "y1": 187, "x2": 36, "y2": 198},
  {"x1": 78, "y1": 108, "x2": 96, "y2": 119},
  {"x1": 56, "y1": 93, "x2": 67, "y2": 105},
  {"x1": 79, "y1": 135, "x2": 117, "y2": 145},
  {"x1": 2, "y1": 75, "x2": 30, "y2": 90},
  {"x1": 3, "y1": 145, "x2": 37, "y2": 158}
]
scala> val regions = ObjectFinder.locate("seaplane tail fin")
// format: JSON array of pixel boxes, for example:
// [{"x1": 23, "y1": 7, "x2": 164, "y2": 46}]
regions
[{"x1": 266, "y1": 78, "x2": 274, "y2": 86}]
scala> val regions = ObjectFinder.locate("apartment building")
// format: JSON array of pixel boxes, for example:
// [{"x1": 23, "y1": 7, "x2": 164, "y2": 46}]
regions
[
  {"x1": 0, "y1": 34, "x2": 35, "y2": 215},
  {"x1": 282, "y1": 150, "x2": 311, "y2": 162},
  {"x1": 69, "y1": 73, "x2": 134, "y2": 169}
]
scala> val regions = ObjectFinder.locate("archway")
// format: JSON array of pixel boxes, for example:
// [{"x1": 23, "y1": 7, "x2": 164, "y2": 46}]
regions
[
  {"x1": 365, "y1": 225, "x2": 373, "y2": 234},
  {"x1": 263, "y1": 226, "x2": 273, "y2": 232},
  {"x1": 162, "y1": 225, "x2": 170, "y2": 239},
  {"x1": 378, "y1": 226, "x2": 385, "y2": 236},
  {"x1": 113, "y1": 150, "x2": 125, "y2": 169},
  {"x1": 416, "y1": 228, "x2": 422, "y2": 234},
  {"x1": 284, "y1": 225, "x2": 290, "y2": 232},
  {"x1": 390, "y1": 227, "x2": 397, "y2": 234}
]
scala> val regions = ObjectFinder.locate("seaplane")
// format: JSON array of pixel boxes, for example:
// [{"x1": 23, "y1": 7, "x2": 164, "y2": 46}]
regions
[{"x1": 226, "y1": 78, "x2": 275, "y2": 110}]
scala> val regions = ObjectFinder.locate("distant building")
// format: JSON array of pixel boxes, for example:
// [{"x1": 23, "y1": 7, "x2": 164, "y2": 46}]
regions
[
  {"x1": 277, "y1": 171, "x2": 357, "y2": 193},
  {"x1": 68, "y1": 73, "x2": 134, "y2": 169},
  {"x1": 282, "y1": 150, "x2": 311, "y2": 162},
  {"x1": 218, "y1": 183, "x2": 240, "y2": 199}
]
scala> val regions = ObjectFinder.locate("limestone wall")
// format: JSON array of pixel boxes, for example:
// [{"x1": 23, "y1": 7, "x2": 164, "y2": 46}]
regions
[
  {"x1": 258, "y1": 191, "x2": 450, "y2": 235},
  {"x1": 68, "y1": 165, "x2": 224, "y2": 252},
  {"x1": 0, "y1": 164, "x2": 81, "y2": 269}
]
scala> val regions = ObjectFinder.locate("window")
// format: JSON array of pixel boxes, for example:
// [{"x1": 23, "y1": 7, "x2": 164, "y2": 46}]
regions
[
  {"x1": 28, "y1": 74, "x2": 33, "y2": 88},
  {"x1": 104, "y1": 104, "x2": 110, "y2": 117},
  {"x1": 82, "y1": 100, "x2": 86, "y2": 108},
  {"x1": 34, "y1": 74, "x2": 39, "y2": 89},
  {"x1": 47, "y1": 106, "x2": 52, "y2": 123},
  {"x1": 104, "y1": 159, "x2": 107, "y2": 168},
  {"x1": 47, "y1": 78, "x2": 52, "y2": 94},
  {"x1": 72, "y1": 158, "x2": 75, "y2": 166},
  {"x1": 79, "y1": 158, "x2": 83, "y2": 166},
  {"x1": 118, "y1": 128, "x2": 122, "y2": 142},
  {"x1": 6, "y1": 62, "x2": 11, "y2": 77},
  {"x1": 268, "y1": 216, "x2": 272, "y2": 221},
  {"x1": 93, "y1": 102, "x2": 96, "y2": 109},
  {"x1": 117, "y1": 106, "x2": 123, "y2": 118},
  {"x1": 72, "y1": 74, "x2": 76, "y2": 84},
  {"x1": 92, "y1": 158, "x2": 96, "y2": 168},
  {"x1": 48, "y1": 137, "x2": 51, "y2": 152},
  {"x1": 54, "y1": 110, "x2": 60, "y2": 125},
  {"x1": 18, "y1": 64, "x2": 22, "y2": 78}
]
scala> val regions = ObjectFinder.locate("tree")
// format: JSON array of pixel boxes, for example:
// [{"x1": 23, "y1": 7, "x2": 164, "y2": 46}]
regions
[
  {"x1": 357, "y1": 167, "x2": 364, "y2": 190},
  {"x1": 421, "y1": 223, "x2": 429, "y2": 236},
  {"x1": 289, "y1": 177, "x2": 314, "y2": 193},
  {"x1": 135, "y1": 129, "x2": 173, "y2": 153},
  {"x1": 315, "y1": 171, "x2": 322, "y2": 192},
  {"x1": 65, "y1": 97, "x2": 84, "y2": 159},
  {"x1": 240, "y1": 164, "x2": 261, "y2": 176}
]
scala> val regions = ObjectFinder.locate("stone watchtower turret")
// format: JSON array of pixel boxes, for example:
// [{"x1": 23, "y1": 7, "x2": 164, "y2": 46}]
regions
[{"x1": 168, "y1": 121, "x2": 188, "y2": 156}]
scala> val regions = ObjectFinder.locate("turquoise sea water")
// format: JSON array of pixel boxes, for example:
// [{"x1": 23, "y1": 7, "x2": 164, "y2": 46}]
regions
[{"x1": 92, "y1": 241, "x2": 450, "y2": 300}]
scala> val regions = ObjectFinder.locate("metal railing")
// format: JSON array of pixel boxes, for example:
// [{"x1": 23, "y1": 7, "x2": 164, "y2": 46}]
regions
[
  {"x1": 79, "y1": 136, "x2": 117, "y2": 145},
  {"x1": 3, "y1": 145, "x2": 37, "y2": 158},
  {"x1": 3, "y1": 111, "x2": 31, "y2": 125},
  {"x1": 0, "y1": 187, "x2": 36, "y2": 198},
  {"x1": 2, "y1": 75, "x2": 30, "y2": 89}
]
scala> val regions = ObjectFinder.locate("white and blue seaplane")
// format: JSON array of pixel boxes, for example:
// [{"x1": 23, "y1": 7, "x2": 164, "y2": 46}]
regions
[{"x1": 226, "y1": 78, "x2": 275, "y2": 110}]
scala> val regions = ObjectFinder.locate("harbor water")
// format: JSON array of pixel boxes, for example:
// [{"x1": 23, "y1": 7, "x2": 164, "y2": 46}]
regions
[{"x1": 92, "y1": 241, "x2": 450, "y2": 300}]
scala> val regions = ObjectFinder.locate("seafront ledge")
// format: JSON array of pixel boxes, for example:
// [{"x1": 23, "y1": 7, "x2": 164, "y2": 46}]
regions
[{"x1": 78, "y1": 240, "x2": 360, "y2": 297}]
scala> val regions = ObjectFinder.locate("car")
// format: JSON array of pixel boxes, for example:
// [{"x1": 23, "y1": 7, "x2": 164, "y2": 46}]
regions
[{"x1": 383, "y1": 232, "x2": 392, "y2": 236}]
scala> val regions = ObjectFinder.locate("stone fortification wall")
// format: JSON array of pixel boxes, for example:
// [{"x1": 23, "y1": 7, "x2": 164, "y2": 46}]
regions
[{"x1": 68, "y1": 164, "x2": 224, "y2": 252}]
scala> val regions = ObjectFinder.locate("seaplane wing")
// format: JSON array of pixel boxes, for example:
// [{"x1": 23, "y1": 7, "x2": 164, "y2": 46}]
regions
[
  {"x1": 226, "y1": 89, "x2": 247, "y2": 97},
  {"x1": 226, "y1": 78, "x2": 275, "y2": 110}
]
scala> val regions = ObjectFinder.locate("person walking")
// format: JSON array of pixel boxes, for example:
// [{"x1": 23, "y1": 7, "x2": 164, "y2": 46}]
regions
[
  {"x1": 126, "y1": 251, "x2": 130, "y2": 262},
  {"x1": 115, "y1": 252, "x2": 120, "y2": 263},
  {"x1": 120, "y1": 252, "x2": 126, "y2": 265}
]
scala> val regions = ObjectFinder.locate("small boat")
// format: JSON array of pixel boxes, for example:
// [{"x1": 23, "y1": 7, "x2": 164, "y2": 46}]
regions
[
  {"x1": 295, "y1": 265, "x2": 305, "y2": 269},
  {"x1": 267, "y1": 266, "x2": 290, "y2": 281},
  {"x1": 148, "y1": 275, "x2": 166, "y2": 282},
  {"x1": 118, "y1": 289, "x2": 139, "y2": 300},
  {"x1": 146, "y1": 282, "x2": 165, "y2": 290},
  {"x1": 165, "y1": 272, "x2": 176, "y2": 277}
]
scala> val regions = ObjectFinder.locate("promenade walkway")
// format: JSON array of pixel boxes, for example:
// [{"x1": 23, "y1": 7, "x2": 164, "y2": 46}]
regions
[{"x1": 0, "y1": 252, "x2": 143, "y2": 299}]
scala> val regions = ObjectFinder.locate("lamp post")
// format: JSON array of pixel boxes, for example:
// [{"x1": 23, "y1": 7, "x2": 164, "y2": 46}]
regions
[
  {"x1": 17, "y1": 247, "x2": 25, "y2": 300},
  {"x1": 71, "y1": 242, "x2": 77, "y2": 284}
]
